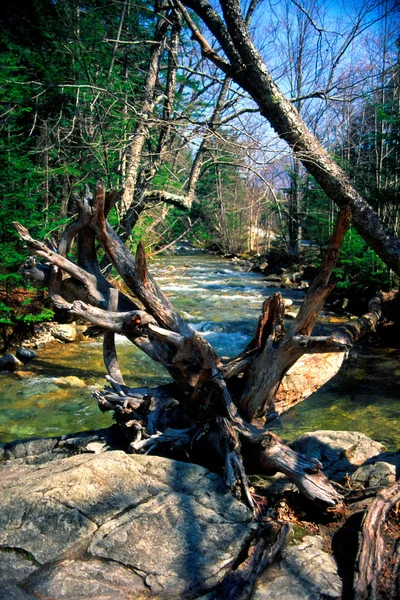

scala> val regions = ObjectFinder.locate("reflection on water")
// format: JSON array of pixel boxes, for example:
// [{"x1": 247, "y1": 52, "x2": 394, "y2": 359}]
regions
[{"x1": 0, "y1": 253, "x2": 399, "y2": 449}]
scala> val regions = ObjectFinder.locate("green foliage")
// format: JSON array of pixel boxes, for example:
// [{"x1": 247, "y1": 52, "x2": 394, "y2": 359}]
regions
[
  {"x1": 333, "y1": 228, "x2": 390, "y2": 301},
  {"x1": 16, "y1": 308, "x2": 54, "y2": 326}
]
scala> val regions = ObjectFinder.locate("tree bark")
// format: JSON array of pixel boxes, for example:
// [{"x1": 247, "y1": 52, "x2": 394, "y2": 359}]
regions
[{"x1": 354, "y1": 482, "x2": 400, "y2": 600}]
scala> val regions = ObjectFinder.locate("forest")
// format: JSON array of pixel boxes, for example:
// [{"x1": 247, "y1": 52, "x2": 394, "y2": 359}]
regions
[
  {"x1": 1, "y1": 0, "x2": 399, "y2": 342},
  {"x1": 1, "y1": 0, "x2": 400, "y2": 599}
]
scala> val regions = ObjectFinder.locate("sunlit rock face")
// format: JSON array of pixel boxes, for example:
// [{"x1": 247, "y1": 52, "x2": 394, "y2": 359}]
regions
[{"x1": 0, "y1": 447, "x2": 255, "y2": 599}]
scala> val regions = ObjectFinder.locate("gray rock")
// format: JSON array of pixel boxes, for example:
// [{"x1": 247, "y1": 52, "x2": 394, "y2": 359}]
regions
[
  {"x1": 0, "y1": 429, "x2": 118, "y2": 465},
  {"x1": 291, "y1": 430, "x2": 387, "y2": 481},
  {"x1": 50, "y1": 323, "x2": 77, "y2": 342},
  {"x1": 351, "y1": 452, "x2": 400, "y2": 488},
  {"x1": 16, "y1": 348, "x2": 36, "y2": 362},
  {"x1": 27, "y1": 558, "x2": 148, "y2": 599},
  {"x1": 0, "y1": 353, "x2": 23, "y2": 371},
  {"x1": 252, "y1": 535, "x2": 342, "y2": 600},
  {"x1": 0, "y1": 549, "x2": 39, "y2": 583},
  {"x1": 0, "y1": 451, "x2": 255, "y2": 598},
  {"x1": 0, "y1": 583, "x2": 36, "y2": 599},
  {"x1": 351, "y1": 461, "x2": 396, "y2": 488}
]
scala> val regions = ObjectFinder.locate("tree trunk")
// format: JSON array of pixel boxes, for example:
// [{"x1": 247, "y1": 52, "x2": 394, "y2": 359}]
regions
[{"x1": 177, "y1": 0, "x2": 400, "y2": 276}]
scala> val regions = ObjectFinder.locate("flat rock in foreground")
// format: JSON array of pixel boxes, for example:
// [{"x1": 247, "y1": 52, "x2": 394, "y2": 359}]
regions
[{"x1": 0, "y1": 451, "x2": 255, "y2": 599}]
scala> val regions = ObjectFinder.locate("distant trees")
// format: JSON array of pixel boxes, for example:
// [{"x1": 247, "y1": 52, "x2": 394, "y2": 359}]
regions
[
  {"x1": 177, "y1": 0, "x2": 400, "y2": 276},
  {"x1": 1, "y1": 0, "x2": 399, "y2": 278}
]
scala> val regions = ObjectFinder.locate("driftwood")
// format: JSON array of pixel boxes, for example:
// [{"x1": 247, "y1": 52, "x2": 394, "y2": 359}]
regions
[
  {"x1": 14, "y1": 182, "x2": 392, "y2": 513},
  {"x1": 354, "y1": 481, "x2": 400, "y2": 600},
  {"x1": 14, "y1": 180, "x2": 399, "y2": 593}
]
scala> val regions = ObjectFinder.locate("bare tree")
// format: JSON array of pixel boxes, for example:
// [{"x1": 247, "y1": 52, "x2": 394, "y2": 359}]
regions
[{"x1": 175, "y1": 0, "x2": 400, "y2": 275}]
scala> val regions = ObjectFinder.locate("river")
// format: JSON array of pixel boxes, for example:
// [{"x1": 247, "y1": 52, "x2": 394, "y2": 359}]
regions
[{"x1": 0, "y1": 252, "x2": 399, "y2": 449}]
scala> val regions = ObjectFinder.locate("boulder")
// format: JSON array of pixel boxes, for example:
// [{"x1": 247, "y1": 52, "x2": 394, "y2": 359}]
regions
[
  {"x1": 252, "y1": 535, "x2": 342, "y2": 600},
  {"x1": 276, "y1": 353, "x2": 345, "y2": 409},
  {"x1": 290, "y1": 430, "x2": 387, "y2": 481},
  {"x1": 0, "y1": 353, "x2": 23, "y2": 371},
  {"x1": 0, "y1": 450, "x2": 255, "y2": 599},
  {"x1": 50, "y1": 323, "x2": 77, "y2": 342},
  {"x1": 350, "y1": 452, "x2": 400, "y2": 488},
  {"x1": 16, "y1": 348, "x2": 36, "y2": 362},
  {"x1": 285, "y1": 310, "x2": 298, "y2": 319}
]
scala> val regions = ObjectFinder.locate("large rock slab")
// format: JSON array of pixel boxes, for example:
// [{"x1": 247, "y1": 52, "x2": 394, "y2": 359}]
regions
[
  {"x1": 252, "y1": 535, "x2": 342, "y2": 600},
  {"x1": 0, "y1": 450, "x2": 255, "y2": 599}
]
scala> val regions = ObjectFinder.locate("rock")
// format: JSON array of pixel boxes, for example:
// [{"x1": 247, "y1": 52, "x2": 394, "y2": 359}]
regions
[
  {"x1": 282, "y1": 276, "x2": 292, "y2": 285},
  {"x1": 350, "y1": 452, "x2": 400, "y2": 488},
  {"x1": 276, "y1": 353, "x2": 345, "y2": 410},
  {"x1": 84, "y1": 441, "x2": 109, "y2": 454},
  {"x1": 265, "y1": 274, "x2": 282, "y2": 282},
  {"x1": 53, "y1": 375, "x2": 86, "y2": 388},
  {"x1": 50, "y1": 323, "x2": 77, "y2": 343},
  {"x1": 264, "y1": 282, "x2": 280, "y2": 288},
  {"x1": 0, "y1": 353, "x2": 23, "y2": 371},
  {"x1": 283, "y1": 298, "x2": 293, "y2": 308},
  {"x1": 299, "y1": 280, "x2": 310, "y2": 289},
  {"x1": 351, "y1": 461, "x2": 396, "y2": 488},
  {"x1": 75, "y1": 324, "x2": 91, "y2": 341},
  {"x1": 290, "y1": 272, "x2": 302, "y2": 283},
  {"x1": 285, "y1": 310, "x2": 298, "y2": 319},
  {"x1": 16, "y1": 348, "x2": 36, "y2": 362},
  {"x1": 252, "y1": 535, "x2": 342, "y2": 599},
  {"x1": 0, "y1": 451, "x2": 255, "y2": 598},
  {"x1": 259, "y1": 261, "x2": 268, "y2": 271},
  {"x1": 13, "y1": 371, "x2": 35, "y2": 379},
  {"x1": 291, "y1": 431, "x2": 387, "y2": 481},
  {"x1": 0, "y1": 429, "x2": 119, "y2": 464}
]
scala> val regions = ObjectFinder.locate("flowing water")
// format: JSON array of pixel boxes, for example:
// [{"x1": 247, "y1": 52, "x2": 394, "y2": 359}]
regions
[{"x1": 0, "y1": 253, "x2": 399, "y2": 449}]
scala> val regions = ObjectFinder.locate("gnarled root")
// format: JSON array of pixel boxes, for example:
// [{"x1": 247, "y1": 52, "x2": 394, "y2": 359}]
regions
[{"x1": 354, "y1": 481, "x2": 400, "y2": 600}]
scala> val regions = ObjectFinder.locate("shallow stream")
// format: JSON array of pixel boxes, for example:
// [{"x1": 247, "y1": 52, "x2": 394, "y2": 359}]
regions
[{"x1": 0, "y1": 253, "x2": 399, "y2": 449}]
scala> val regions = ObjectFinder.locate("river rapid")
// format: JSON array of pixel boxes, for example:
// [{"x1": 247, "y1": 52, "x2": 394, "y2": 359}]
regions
[{"x1": 0, "y1": 253, "x2": 399, "y2": 449}]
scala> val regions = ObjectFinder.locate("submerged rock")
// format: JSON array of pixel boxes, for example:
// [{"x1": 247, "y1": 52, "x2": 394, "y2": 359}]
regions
[
  {"x1": 0, "y1": 449, "x2": 255, "y2": 599},
  {"x1": 53, "y1": 375, "x2": 86, "y2": 388},
  {"x1": 13, "y1": 371, "x2": 35, "y2": 379}
]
